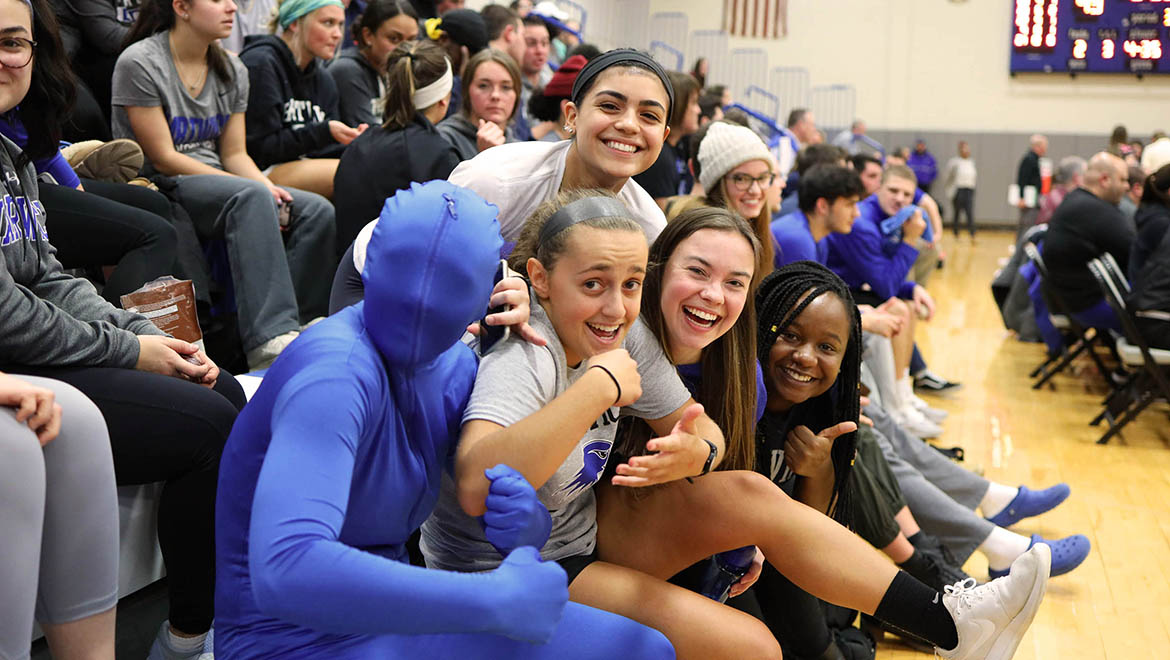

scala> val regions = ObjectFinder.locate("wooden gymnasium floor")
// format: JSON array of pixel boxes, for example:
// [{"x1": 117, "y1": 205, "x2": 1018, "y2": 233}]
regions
[{"x1": 872, "y1": 229, "x2": 1170, "y2": 659}]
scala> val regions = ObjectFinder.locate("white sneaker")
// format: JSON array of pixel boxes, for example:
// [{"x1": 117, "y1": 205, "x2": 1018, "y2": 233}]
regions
[
  {"x1": 892, "y1": 405, "x2": 944, "y2": 438},
  {"x1": 899, "y1": 376, "x2": 949, "y2": 423},
  {"x1": 246, "y1": 330, "x2": 299, "y2": 371},
  {"x1": 936, "y1": 543, "x2": 1051, "y2": 660}
]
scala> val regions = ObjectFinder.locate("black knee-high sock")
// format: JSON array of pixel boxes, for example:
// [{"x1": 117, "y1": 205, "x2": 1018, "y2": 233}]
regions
[{"x1": 873, "y1": 571, "x2": 958, "y2": 650}]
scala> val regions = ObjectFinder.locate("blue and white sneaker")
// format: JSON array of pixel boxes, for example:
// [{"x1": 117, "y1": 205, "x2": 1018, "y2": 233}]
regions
[
  {"x1": 986, "y1": 483, "x2": 1071, "y2": 528},
  {"x1": 988, "y1": 534, "x2": 1090, "y2": 579}
]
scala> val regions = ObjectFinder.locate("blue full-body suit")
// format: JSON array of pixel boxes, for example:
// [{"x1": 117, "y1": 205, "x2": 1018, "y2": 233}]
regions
[{"x1": 214, "y1": 181, "x2": 675, "y2": 659}]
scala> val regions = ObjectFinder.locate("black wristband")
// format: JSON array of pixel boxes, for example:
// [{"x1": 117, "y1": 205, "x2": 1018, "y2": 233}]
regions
[
  {"x1": 589, "y1": 364, "x2": 621, "y2": 407},
  {"x1": 698, "y1": 438, "x2": 718, "y2": 476}
]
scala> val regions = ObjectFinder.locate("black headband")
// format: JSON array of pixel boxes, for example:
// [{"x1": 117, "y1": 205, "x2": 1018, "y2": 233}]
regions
[
  {"x1": 570, "y1": 48, "x2": 675, "y2": 120},
  {"x1": 538, "y1": 196, "x2": 634, "y2": 246}
]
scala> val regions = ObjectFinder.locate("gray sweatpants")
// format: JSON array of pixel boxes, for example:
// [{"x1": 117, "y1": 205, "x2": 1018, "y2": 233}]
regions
[
  {"x1": 173, "y1": 175, "x2": 337, "y2": 351},
  {"x1": 0, "y1": 377, "x2": 118, "y2": 660},
  {"x1": 864, "y1": 402, "x2": 995, "y2": 563}
]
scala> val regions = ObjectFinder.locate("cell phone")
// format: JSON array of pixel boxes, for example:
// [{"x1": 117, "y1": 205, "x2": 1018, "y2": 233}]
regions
[{"x1": 478, "y1": 260, "x2": 516, "y2": 356}]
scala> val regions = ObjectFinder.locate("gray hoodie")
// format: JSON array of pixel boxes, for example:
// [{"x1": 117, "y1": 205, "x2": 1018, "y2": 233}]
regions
[{"x1": 0, "y1": 135, "x2": 164, "y2": 368}]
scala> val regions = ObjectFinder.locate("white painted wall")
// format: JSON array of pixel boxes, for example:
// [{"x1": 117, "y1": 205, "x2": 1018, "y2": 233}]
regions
[{"x1": 633, "y1": 0, "x2": 1170, "y2": 137}]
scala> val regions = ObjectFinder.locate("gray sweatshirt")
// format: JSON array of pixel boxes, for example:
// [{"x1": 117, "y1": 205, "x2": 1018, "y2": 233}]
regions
[{"x1": 0, "y1": 135, "x2": 164, "y2": 368}]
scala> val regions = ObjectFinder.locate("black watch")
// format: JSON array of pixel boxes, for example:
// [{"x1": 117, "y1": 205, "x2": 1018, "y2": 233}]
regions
[{"x1": 698, "y1": 438, "x2": 718, "y2": 476}]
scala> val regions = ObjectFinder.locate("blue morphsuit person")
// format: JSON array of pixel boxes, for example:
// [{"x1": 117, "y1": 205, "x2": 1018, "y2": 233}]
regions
[{"x1": 214, "y1": 181, "x2": 675, "y2": 659}]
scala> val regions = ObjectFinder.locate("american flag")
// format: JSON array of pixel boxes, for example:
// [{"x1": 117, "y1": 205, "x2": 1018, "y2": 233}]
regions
[{"x1": 724, "y1": 0, "x2": 788, "y2": 39}]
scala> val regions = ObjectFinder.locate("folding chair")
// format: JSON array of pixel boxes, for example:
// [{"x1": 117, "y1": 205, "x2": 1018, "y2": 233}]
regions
[
  {"x1": 1024, "y1": 243, "x2": 1111, "y2": 389},
  {"x1": 1086, "y1": 259, "x2": 1170, "y2": 444}
]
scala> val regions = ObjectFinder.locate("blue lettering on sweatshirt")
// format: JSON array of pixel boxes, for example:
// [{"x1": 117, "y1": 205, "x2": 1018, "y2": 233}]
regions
[{"x1": 0, "y1": 188, "x2": 48, "y2": 247}]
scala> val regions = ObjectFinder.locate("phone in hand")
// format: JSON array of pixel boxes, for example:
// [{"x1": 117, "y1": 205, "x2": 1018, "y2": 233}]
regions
[{"x1": 478, "y1": 259, "x2": 517, "y2": 356}]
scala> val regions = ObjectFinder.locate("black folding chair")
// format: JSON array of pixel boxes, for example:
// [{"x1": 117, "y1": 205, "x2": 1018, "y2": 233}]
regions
[
  {"x1": 1025, "y1": 243, "x2": 1111, "y2": 389},
  {"x1": 1087, "y1": 258, "x2": 1170, "y2": 444}
]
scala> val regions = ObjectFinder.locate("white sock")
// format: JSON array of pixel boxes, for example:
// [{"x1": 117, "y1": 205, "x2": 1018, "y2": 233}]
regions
[
  {"x1": 979, "y1": 482, "x2": 1019, "y2": 519},
  {"x1": 166, "y1": 627, "x2": 206, "y2": 655},
  {"x1": 978, "y1": 526, "x2": 1032, "y2": 571}
]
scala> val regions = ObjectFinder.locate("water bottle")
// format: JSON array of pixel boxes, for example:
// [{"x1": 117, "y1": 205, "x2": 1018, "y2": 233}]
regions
[{"x1": 699, "y1": 545, "x2": 757, "y2": 603}]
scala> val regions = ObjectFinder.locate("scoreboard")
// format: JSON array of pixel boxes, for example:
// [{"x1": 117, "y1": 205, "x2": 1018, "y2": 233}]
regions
[{"x1": 1010, "y1": 0, "x2": 1170, "y2": 74}]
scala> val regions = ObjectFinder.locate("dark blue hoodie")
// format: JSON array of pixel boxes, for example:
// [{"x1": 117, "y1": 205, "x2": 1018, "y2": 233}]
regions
[
  {"x1": 214, "y1": 181, "x2": 510, "y2": 656},
  {"x1": 240, "y1": 35, "x2": 345, "y2": 169}
]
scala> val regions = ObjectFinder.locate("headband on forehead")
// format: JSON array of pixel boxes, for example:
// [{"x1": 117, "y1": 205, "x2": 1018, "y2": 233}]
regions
[
  {"x1": 570, "y1": 49, "x2": 675, "y2": 119},
  {"x1": 278, "y1": 0, "x2": 344, "y2": 29},
  {"x1": 538, "y1": 196, "x2": 634, "y2": 246}
]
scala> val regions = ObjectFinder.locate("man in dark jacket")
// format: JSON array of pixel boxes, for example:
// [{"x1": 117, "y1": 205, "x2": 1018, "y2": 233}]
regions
[
  {"x1": 1016, "y1": 134, "x2": 1047, "y2": 236},
  {"x1": 1042, "y1": 152, "x2": 1132, "y2": 331}
]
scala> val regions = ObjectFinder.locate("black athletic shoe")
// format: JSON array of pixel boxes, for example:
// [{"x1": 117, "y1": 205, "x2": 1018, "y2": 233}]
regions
[
  {"x1": 914, "y1": 370, "x2": 962, "y2": 392},
  {"x1": 910, "y1": 534, "x2": 974, "y2": 588}
]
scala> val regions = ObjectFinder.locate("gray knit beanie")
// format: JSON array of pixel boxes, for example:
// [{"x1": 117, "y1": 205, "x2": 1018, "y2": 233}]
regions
[{"x1": 697, "y1": 122, "x2": 774, "y2": 193}]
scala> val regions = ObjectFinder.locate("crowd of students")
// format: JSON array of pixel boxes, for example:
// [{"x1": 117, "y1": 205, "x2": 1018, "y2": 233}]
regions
[{"x1": 1, "y1": 0, "x2": 1097, "y2": 659}]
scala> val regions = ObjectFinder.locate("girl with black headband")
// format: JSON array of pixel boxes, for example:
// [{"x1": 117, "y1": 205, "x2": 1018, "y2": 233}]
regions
[
  {"x1": 329, "y1": 48, "x2": 675, "y2": 309},
  {"x1": 423, "y1": 191, "x2": 1054, "y2": 658}
]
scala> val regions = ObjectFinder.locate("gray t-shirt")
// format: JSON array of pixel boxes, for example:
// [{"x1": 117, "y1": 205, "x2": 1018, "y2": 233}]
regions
[
  {"x1": 420, "y1": 303, "x2": 690, "y2": 572},
  {"x1": 111, "y1": 32, "x2": 250, "y2": 172}
]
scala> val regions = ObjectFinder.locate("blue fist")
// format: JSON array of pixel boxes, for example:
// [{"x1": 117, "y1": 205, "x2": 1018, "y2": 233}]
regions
[
  {"x1": 481, "y1": 464, "x2": 553, "y2": 557},
  {"x1": 491, "y1": 546, "x2": 569, "y2": 643}
]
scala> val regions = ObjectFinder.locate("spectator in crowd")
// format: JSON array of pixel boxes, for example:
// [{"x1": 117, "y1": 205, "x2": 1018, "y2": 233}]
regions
[
  {"x1": 520, "y1": 14, "x2": 552, "y2": 93},
  {"x1": 776, "y1": 108, "x2": 816, "y2": 179},
  {"x1": 886, "y1": 146, "x2": 910, "y2": 165},
  {"x1": 1128, "y1": 164, "x2": 1170, "y2": 349},
  {"x1": 48, "y1": 0, "x2": 134, "y2": 136},
  {"x1": 1, "y1": 372, "x2": 118, "y2": 660},
  {"x1": 832, "y1": 119, "x2": 883, "y2": 158},
  {"x1": 424, "y1": 8, "x2": 489, "y2": 119},
  {"x1": 1108, "y1": 124, "x2": 1130, "y2": 159},
  {"x1": 1119, "y1": 164, "x2": 1145, "y2": 230},
  {"x1": 3, "y1": 6, "x2": 249, "y2": 659},
  {"x1": 697, "y1": 92, "x2": 723, "y2": 127},
  {"x1": 1042, "y1": 152, "x2": 1132, "y2": 332},
  {"x1": 114, "y1": 0, "x2": 337, "y2": 369},
  {"x1": 525, "y1": 54, "x2": 586, "y2": 143},
  {"x1": 770, "y1": 164, "x2": 862, "y2": 268},
  {"x1": 853, "y1": 153, "x2": 883, "y2": 195},
  {"x1": 705, "y1": 83, "x2": 731, "y2": 108},
  {"x1": 1015, "y1": 134, "x2": 1047, "y2": 235},
  {"x1": 438, "y1": 48, "x2": 521, "y2": 160},
  {"x1": 510, "y1": 0, "x2": 531, "y2": 18},
  {"x1": 214, "y1": 180, "x2": 675, "y2": 659},
  {"x1": 1141, "y1": 130, "x2": 1170, "y2": 173},
  {"x1": 690, "y1": 56, "x2": 707, "y2": 88},
  {"x1": 531, "y1": 1, "x2": 577, "y2": 67},
  {"x1": 333, "y1": 40, "x2": 459, "y2": 254},
  {"x1": 691, "y1": 121, "x2": 779, "y2": 275},
  {"x1": 907, "y1": 139, "x2": 937, "y2": 195},
  {"x1": 483, "y1": 3, "x2": 526, "y2": 66},
  {"x1": 1127, "y1": 140, "x2": 1143, "y2": 166},
  {"x1": 941, "y1": 140, "x2": 977, "y2": 238},
  {"x1": 1036, "y1": 156, "x2": 1085, "y2": 226},
  {"x1": 483, "y1": 4, "x2": 535, "y2": 140},
  {"x1": 241, "y1": 0, "x2": 367, "y2": 200},
  {"x1": 564, "y1": 41, "x2": 600, "y2": 61},
  {"x1": 329, "y1": 0, "x2": 420, "y2": 128},
  {"x1": 633, "y1": 71, "x2": 700, "y2": 206},
  {"x1": 776, "y1": 143, "x2": 848, "y2": 218},
  {"x1": 1128, "y1": 164, "x2": 1170, "y2": 285}
]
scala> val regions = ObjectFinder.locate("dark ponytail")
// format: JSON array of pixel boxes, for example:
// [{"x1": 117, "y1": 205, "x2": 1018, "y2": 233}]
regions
[
  {"x1": 755, "y1": 261, "x2": 862, "y2": 526},
  {"x1": 382, "y1": 40, "x2": 448, "y2": 129},
  {"x1": 18, "y1": 0, "x2": 76, "y2": 164},
  {"x1": 123, "y1": 0, "x2": 234, "y2": 84}
]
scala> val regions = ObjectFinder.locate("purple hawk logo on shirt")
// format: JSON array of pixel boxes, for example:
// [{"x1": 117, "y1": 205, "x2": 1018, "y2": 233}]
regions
[{"x1": 562, "y1": 441, "x2": 611, "y2": 496}]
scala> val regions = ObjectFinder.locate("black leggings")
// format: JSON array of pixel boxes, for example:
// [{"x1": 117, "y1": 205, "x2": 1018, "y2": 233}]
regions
[
  {"x1": 40, "y1": 180, "x2": 178, "y2": 305},
  {"x1": 1, "y1": 364, "x2": 245, "y2": 633}
]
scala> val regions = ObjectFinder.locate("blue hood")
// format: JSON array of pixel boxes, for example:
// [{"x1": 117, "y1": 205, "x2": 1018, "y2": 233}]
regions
[{"x1": 362, "y1": 180, "x2": 503, "y2": 367}]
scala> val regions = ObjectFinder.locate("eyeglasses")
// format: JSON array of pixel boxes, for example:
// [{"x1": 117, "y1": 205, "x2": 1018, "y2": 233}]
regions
[
  {"x1": 0, "y1": 37, "x2": 35, "y2": 69},
  {"x1": 726, "y1": 172, "x2": 776, "y2": 191}
]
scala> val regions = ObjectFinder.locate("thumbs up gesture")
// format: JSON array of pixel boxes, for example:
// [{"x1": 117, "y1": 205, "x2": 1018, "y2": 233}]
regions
[{"x1": 784, "y1": 421, "x2": 857, "y2": 478}]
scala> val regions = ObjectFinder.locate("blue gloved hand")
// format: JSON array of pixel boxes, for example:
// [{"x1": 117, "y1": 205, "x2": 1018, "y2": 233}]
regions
[
  {"x1": 489, "y1": 546, "x2": 569, "y2": 643},
  {"x1": 481, "y1": 464, "x2": 553, "y2": 557}
]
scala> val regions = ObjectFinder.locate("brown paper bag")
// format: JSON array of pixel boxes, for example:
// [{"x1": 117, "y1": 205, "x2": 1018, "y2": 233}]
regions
[{"x1": 120, "y1": 277, "x2": 204, "y2": 350}]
